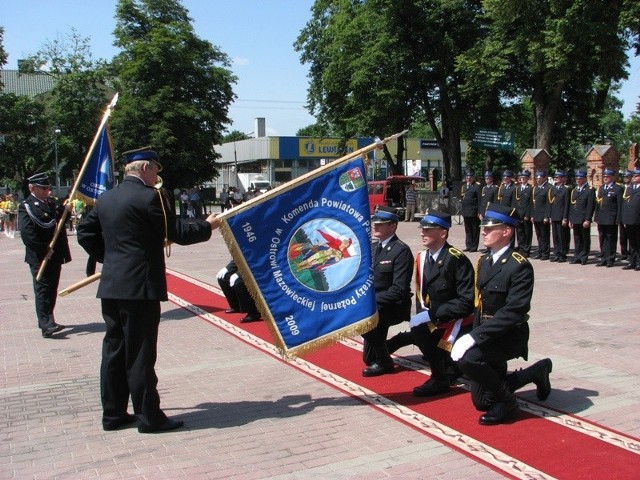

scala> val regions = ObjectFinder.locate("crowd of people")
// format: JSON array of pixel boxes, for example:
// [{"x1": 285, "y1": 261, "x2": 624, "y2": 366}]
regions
[
  {"x1": 12, "y1": 152, "x2": 640, "y2": 432},
  {"x1": 459, "y1": 167, "x2": 640, "y2": 270}
]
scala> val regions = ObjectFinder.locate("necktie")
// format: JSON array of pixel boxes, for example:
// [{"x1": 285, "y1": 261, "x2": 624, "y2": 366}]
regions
[{"x1": 429, "y1": 255, "x2": 435, "y2": 268}]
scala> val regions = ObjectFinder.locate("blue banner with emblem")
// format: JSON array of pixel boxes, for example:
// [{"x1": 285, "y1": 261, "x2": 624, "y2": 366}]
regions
[
  {"x1": 219, "y1": 155, "x2": 379, "y2": 356},
  {"x1": 75, "y1": 125, "x2": 115, "y2": 204}
]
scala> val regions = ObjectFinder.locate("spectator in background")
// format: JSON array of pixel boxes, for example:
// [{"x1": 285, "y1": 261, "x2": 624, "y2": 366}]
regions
[
  {"x1": 179, "y1": 189, "x2": 189, "y2": 218},
  {"x1": 404, "y1": 182, "x2": 417, "y2": 222},
  {"x1": 220, "y1": 188, "x2": 229, "y2": 212}
]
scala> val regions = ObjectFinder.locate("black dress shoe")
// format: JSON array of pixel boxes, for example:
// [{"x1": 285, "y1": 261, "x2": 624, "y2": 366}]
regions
[
  {"x1": 53, "y1": 324, "x2": 67, "y2": 332},
  {"x1": 557, "y1": 257, "x2": 566, "y2": 263},
  {"x1": 224, "y1": 308, "x2": 239, "y2": 314},
  {"x1": 42, "y1": 326, "x2": 58, "y2": 338},
  {"x1": 606, "y1": 263, "x2": 614, "y2": 268},
  {"x1": 595, "y1": 261, "x2": 606, "y2": 267},
  {"x1": 412, "y1": 377, "x2": 450, "y2": 397},
  {"x1": 549, "y1": 257, "x2": 558, "y2": 262},
  {"x1": 532, "y1": 358, "x2": 553, "y2": 400},
  {"x1": 581, "y1": 259, "x2": 588, "y2": 265},
  {"x1": 138, "y1": 418, "x2": 184, "y2": 434},
  {"x1": 479, "y1": 398, "x2": 518, "y2": 425},
  {"x1": 532, "y1": 254, "x2": 541, "y2": 260},
  {"x1": 463, "y1": 248, "x2": 470, "y2": 252},
  {"x1": 362, "y1": 361, "x2": 394, "y2": 377},
  {"x1": 622, "y1": 264, "x2": 635, "y2": 270},
  {"x1": 569, "y1": 258, "x2": 580, "y2": 264},
  {"x1": 240, "y1": 315, "x2": 261, "y2": 323},
  {"x1": 103, "y1": 414, "x2": 138, "y2": 431},
  {"x1": 620, "y1": 255, "x2": 628, "y2": 261},
  {"x1": 541, "y1": 256, "x2": 549, "y2": 261}
]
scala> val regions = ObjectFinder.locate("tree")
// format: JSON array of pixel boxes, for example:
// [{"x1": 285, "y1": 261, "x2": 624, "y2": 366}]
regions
[
  {"x1": 20, "y1": 29, "x2": 114, "y2": 187},
  {"x1": 110, "y1": 0, "x2": 237, "y2": 191},
  {"x1": 0, "y1": 94, "x2": 49, "y2": 194},
  {"x1": 295, "y1": 0, "x2": 487, "y2": 181},
  {"x1": 459, "y1": 0, "x2": 631, "y2": 155}
]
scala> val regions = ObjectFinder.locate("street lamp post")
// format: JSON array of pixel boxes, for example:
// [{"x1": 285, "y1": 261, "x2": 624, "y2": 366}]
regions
[{"x1": 53, "y1": 128, "x2": 61, "y2": 198}]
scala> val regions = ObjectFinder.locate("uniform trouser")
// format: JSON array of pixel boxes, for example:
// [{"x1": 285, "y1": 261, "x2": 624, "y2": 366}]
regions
[
  {"x1": 363, "y1": 307, "x2": 409, "y2": 365},
  {"x1": 410, "y1": 323, "x2": 449, "y2": 379},
  {"x1": 29, "y1": 262, "x2": 61, "y2": 331},
  {"x1": 218, "y1": 275, "x2": 259, "y2": 317},
  {"x1": 533, "y1": 221, "x2": 550, "y2": 256},
  {"x1": 620, "y1": 223, "x2": 629, "y2": 256},
  {"x1": 457, "y1": 344, "x2": 514, "y2": 411},
  {"x1": 551, "y1": 221, "x2": 570, "y2": 258},
  {"x1": 463, "y1": 216, "x2": 480, "y2": 250},
  {"x1": 572, "y1": 224, "x2": 591, "y2": 261},
  {"x1": 100, "y1": 299, "x2": 165, "y2": 429},
  {"x1": 516, "y1": 219, "x2": 533, "y2": 254},
  {"x1": 626, "y1": 224, "x2": 640, "y2": 267},
  {"x1": 598, "y1": 224, "x2": 618, "y2": 264}
]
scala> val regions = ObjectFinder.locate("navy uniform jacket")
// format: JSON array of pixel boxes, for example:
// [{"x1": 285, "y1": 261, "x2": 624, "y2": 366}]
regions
[
  {"x1": 479, "y1": 184, "x2": 496, "y2": 216},
  {"x1": 548, "y1": 184, "x2": 571, "y2": 221},
  {"x1": 471, "y1": 249, "x2": 532, "y2": 361},
  {"x1": 621, "y1": 185, "x2": 640, "y2": 225},
  {"x1": 496, "y1": 183, "x2": 516, "y2": 208},
  {"x1": 415, "y1": 243, "x2": 475, "y2": 324},
  {"x1": 594, "y1": 183, "x2": 622, "y2": 225},
  {"x1": 460, "y1": 183, "x2": 480, "y2": 217},
  {"x1": 532, "y1": 182, "x2": 551, "y2": 222},
  {"x1": 373, "y1": 234, "x2": 413, "y2": 321},
  {"x1": 19, "y1": 194, "x2": 71, "y2": 266},
  {"x1": 568, "y1": 185, "x2": 595, "y2": 224},
  {"x1": 515, "y1": 184, "x2": 533, "y2": 219},
  {"x1": 77, "y1": 176, "x2": 212, "y2": 301}
]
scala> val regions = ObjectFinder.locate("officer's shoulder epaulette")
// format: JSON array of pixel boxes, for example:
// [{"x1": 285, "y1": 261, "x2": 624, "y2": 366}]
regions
[
  {"x1": 448, "y1": 247, "x2": 463, "y2": 258},
  {"x1": 511, "y1": 251, "x2": 528, "y2": 264}
]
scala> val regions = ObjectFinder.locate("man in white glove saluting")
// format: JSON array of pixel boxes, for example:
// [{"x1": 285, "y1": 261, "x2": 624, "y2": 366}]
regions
[{"x1": 452, "y1": 204, "x2": 552, "y2": 425}]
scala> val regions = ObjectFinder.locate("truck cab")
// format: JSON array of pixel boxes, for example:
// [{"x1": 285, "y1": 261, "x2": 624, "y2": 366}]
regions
[{"x1": 367, "y1": 175, "x2": 425, "y2": 217}]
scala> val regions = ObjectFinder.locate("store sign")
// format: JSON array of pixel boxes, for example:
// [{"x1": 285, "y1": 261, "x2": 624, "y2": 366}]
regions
[{"x1": 472, "y1": 128, "x2": 515, "y2": 152}]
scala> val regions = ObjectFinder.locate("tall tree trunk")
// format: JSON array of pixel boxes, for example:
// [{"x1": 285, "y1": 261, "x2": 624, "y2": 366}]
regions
[{"x1": 534, "y1": 76, "x2": 564, "y2": 151}]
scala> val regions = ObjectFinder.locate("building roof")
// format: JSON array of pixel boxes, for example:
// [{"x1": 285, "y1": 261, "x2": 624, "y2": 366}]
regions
[{"x1": 0, "y1": 69, "x2": 57, "y2": 97}]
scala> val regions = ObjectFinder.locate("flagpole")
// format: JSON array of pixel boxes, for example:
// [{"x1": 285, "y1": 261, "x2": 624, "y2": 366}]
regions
[
  {"x1": 215, "y1": 130, "x2": 409, "y2": 221},
  {"x1": 36, "y1": 93, "x2": 119, "y2": 281}
]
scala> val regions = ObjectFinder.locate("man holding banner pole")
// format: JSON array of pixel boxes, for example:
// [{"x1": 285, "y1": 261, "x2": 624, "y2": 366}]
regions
[
  {"x1": 77, "y1": 148, "x2": 220, "y2": 433},
  {"x1": 19, "y1": 173, "x2": 73, "y2": 338}
]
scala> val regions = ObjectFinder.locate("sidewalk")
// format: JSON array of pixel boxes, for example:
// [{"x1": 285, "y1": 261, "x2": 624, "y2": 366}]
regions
[{"x1": 1, "y1": 220, "x2": 639, "y2": 479}]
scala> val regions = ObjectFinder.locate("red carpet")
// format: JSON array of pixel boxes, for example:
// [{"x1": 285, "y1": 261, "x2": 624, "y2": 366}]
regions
[{"x1": 167, "y1": 271, "x2": 640, "y2": 479}]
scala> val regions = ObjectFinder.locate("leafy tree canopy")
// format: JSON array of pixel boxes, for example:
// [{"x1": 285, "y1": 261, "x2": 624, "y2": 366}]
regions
[{"x1": 110, "y1": 0, "x2": 237, "y2": 191}]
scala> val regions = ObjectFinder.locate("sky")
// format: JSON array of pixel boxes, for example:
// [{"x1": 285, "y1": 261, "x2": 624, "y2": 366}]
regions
[{"x1": 3, "y1": 0, "x2": 640, "y2": 138}]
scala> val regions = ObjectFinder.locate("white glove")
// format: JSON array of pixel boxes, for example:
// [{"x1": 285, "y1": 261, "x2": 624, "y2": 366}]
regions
[
  {"x1": 409, "y1": 309, "x2": 431, "y2": 328},
  {"x1": 451, "y1": 334, "x2": 475, "y2": 361},
  {"x1": 216, "y1": 267, "x2": 228, "y2": 280},
  {"x1": 229, "y1": 273, "x2": 240, "y2": 286}
]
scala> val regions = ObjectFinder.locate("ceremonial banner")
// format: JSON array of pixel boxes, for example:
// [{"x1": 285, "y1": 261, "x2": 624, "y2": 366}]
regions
[
  {"x1": 74, "y1": 125, "x2": 115, "y2": 204},
  {"x1": 220, "y1": 154, "x2": 377, "y2": 356}
]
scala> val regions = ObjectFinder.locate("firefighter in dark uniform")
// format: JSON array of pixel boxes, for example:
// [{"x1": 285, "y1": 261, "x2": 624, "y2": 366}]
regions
[
  {"x1": 452, "y1": 204, "x2": 552, "y2": 425},
  {"x1": 595, "y1": 168, "x2": 622, "y2": 267},
  {"x1": 77, "y1": 148, "x2": 219, "y2": 433},
  {"x1": 532, "y1": 171, "x2": 551, "y2": 260},
  {"x1": 549, "y1": 170, "x2": 571, "y2": 262},
  {"x1": 408, "y1": 211, "x2": 475, "y2": 397},
  {"x1": 568, "y1": 169, "x2": 595, "y2": 265},
  {"x1": 461, "y1": 171, "x2": 481, "y2": 252},
  {"x1": 621, "y1": 169, "x2": 640, "y2": 270},
  {"x1": 515, "y1": 170, "x2": 533, "y2": 256},
  {"x1": 619, "y1": 170, "x2": 633, "y2": 260},
  {"x1": 496, "y1": 170, "x2": 516, "y2": 208},
  {"x1": 18, "y1": 173, "x2": 72, "y2": 338},
  {"x1": 217, "y1": 259, "x2": 261, "y2": 322},
  {"x1": 361, "y1": 209, "x2": 413, "y2": 377},
  {"x1": 478, "y1": 171, "x2": 497, "y2": 220}
]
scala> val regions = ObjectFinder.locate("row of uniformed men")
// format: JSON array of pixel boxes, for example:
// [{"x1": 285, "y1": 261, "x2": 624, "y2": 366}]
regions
[{"x1": 460, "y1": 168, "x2": 640, "y2": 270}]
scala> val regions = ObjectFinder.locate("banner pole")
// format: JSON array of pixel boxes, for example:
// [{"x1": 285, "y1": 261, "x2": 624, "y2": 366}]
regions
[{"x1": 36, "y1": 93, "x2": 119, "y2": 281}]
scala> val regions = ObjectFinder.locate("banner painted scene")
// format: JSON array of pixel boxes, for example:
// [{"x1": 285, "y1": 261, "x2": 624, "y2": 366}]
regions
[
  {"x1": 220, "y1": 156, "x2": 378, "y2": 356},
  {"x1": 74, "y1": 125, "x2": 115, "y2": 205}
]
